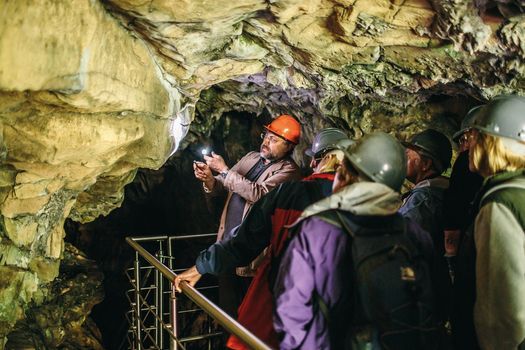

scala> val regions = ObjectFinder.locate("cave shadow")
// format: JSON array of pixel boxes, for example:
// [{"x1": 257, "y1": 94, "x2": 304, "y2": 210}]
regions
[{"x1": 64, "y1": 111, "x2": 263, "y2": 349}]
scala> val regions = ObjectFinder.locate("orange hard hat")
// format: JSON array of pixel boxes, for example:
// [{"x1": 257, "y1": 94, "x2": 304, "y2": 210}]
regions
[{"x1": 264, "y1": 114, "x2": 301, "y2": 144}]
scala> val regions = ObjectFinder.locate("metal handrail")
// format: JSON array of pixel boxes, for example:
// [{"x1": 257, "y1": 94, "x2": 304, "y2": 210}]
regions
[{"x1": 126, "y1": 237, "x2": 272, "y2": 350}]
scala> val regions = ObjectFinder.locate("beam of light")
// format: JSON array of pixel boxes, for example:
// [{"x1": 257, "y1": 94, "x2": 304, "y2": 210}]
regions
[{"x1": 168, "y1": 103, "x2": 194, "y2": 157}]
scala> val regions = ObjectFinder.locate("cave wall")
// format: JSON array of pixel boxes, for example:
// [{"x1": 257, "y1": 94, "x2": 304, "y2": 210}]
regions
[
  {"x1": 64, "y1": 112, "x2": 262, "y2": 348},
  {"x1": 0, "y1": 0, "x2": 188, "y2": 342},
  {"x1": 1, "y1": 0, "x2": 525, "y2": 347}
]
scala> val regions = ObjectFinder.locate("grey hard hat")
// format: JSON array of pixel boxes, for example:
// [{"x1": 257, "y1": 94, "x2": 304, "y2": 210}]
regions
[
  {"x1": 341, "y1": 132, "x2": 407, "y2": 192},
  {"x1": 335, "y1": 137, "x2": 355, "y2": 150},
  {"x1": 306, "y1": 128, "x2": 349, "y2": 157},
  {"x1": 472, "y1": 95, "x2": 525, "y2": 142},
  {"x1": 453, "y1": 105, "x2": 485, "y2": 142},
  {"x1": 402, "y1": 129, "x2": 452, "y2": 174}
]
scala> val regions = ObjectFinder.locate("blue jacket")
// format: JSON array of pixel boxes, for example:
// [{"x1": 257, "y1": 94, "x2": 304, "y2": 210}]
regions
[
  {"x1": 399, "y1": 176, "x2": 451, "y2": 323},
  {"x1": 399, "y1": 176, "x2": 449, "y2": 253}
]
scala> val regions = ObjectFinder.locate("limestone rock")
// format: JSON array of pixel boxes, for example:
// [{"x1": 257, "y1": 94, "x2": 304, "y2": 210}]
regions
[
  {"x1": 5, "y1": 244, "x2": 104, "y2": 350},
  {"x1": 0, "y1": 267, "x2": 38, "y2": 340},
  {"x1": 0, "y1": 1, "x2": 175, "y2": 117},
  {"x1": 0, "y1": 0, "x2": 187, "y2": 341}
]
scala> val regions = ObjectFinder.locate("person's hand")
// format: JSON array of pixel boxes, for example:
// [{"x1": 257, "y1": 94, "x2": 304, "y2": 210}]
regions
[
  {"x1": 174, "y1": 265, "x2": 202, "y2": 293},
  {"x1": 204, "y1": 152, "x2": 228, "y2": 173},
  {"x1": 193, "y1": 161, "x2": 215, "y2": 189}
]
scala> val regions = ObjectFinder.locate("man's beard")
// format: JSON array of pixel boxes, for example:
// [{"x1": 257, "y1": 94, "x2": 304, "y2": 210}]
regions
[{"x1": 260, "y1": 144, "x2": 276, "y2": 161}]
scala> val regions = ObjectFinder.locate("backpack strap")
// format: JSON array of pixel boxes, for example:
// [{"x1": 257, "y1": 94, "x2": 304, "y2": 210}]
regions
[
  {"x1": 315, "y1": 290, "x2": 332, "y2": 324},
  {"x1": 336, "y1": 210, "x2": 359, "y2": 237},
  {"x1": 336, "y1": 210, "x2": 405, "y2": 238},
  {"x1": 311, "y1": 210, "x2": 348, "y2": 327},
  {"x1": 480, "y1": 178, "x2": 525, "y2": 206},
  {"x1": 314, "y1": 209, "x2": 344, "y2": 230}
]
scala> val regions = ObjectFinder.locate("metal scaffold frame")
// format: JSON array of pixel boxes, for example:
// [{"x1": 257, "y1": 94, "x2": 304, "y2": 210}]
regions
[{"x1": 123, "y1": 234, "x2": 271, "y2": 350}]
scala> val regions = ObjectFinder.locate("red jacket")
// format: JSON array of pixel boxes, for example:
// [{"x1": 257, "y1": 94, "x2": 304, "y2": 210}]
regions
[{"x1": 227, "y1": 173, "x2": 334, "y2": 349}]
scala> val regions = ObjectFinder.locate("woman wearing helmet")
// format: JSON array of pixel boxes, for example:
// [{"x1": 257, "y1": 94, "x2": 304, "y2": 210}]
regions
[
  {"x1": 454, "y1": 95, "x2": 525, "y2": 349},
  {"x1": 274, "y1": 132, "x2": 438, "y2": 350}
]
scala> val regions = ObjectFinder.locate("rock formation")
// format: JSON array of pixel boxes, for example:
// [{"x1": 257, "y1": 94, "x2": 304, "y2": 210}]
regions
[
  {"x1": 5, "y1": 243, "x2": 104, "y2": 349},
  {"x1": 0, "y1": 0, "x2": 524, "y2": 347}
]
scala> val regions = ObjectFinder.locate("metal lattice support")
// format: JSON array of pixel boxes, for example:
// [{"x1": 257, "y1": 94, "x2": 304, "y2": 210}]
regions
[{"x1": 123, "y1": 234, "x2": 270, "y2": 350}]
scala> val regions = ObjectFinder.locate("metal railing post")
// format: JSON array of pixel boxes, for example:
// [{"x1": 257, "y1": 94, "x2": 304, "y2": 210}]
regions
[
  {"x1": 155, "y1": 241, "x2": 164, "y2": 348},
  {"x1": 134, "y1": 252, "x2": 142, "y2": 350},
  {"x1": 156, "y1": 240, "x2": 164, "y2": 348},
  {"x1": 126, "y1": 236, "x2": 271, "y2": 350},
  {"x1": 170, "y1": 283, "x2": 178, "y2": 350}
]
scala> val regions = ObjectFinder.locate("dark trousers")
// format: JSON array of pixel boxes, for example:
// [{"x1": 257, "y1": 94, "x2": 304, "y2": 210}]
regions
[{"x1": 218, "y1": 272, "x2": 252, "y2": 318}]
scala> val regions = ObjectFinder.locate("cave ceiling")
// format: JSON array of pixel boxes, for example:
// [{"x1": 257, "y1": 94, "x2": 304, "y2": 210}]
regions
[{"x1": 0, "y1": 0, "x2": 525, "y2": 344}]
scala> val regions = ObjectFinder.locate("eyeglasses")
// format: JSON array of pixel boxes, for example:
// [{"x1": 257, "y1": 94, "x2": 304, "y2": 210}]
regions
[
  {"x1": 260, "y1": 132, "x2": 287, "y2": 145},
  {"x1": 313, "y1": 150, "x2": 329, "y2": 163},
  {"x1": 459, "y1": 132, "x2": 473, "y2": 145}
]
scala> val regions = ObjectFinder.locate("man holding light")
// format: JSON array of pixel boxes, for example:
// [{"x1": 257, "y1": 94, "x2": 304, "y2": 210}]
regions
[{"x1": 193, "y1": 114, "x2": 301, "y2": 316}]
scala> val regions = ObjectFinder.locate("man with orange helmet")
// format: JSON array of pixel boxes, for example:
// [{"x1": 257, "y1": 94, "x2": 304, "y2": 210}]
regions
[{"x1": 193, "y1": 114, "x2": 301, "y2": 317}]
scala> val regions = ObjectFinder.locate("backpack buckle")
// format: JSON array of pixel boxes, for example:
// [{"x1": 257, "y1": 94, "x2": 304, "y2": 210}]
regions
[{"x1": 400, "y1": 266, "x2": 416, "y2": 282}]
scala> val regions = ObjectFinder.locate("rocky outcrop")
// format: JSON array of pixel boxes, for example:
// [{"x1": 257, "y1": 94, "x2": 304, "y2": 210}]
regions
[
  {"x1": 5, "y1": 243, "x2": 104, "y2": 349},
  {"x1": 0, "y1": 0, "x2": 187, "y2": 343},
  {"x1": 0, "y1": 0, "x2": 524, "y2": 346}
]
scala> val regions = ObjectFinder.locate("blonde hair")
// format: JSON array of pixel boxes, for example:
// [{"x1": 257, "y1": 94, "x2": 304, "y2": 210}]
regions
[
  {"x1": 317, "y1": 150, "x2": 344, "y2": 173},
  {"x1": 470, "y1": 132, "x2": 525, "y2": 177}
]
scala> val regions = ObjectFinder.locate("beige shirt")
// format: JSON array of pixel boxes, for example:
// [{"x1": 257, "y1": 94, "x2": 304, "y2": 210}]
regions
[{"x1": 205, "y1": 151, "x2": 300, "y2": 242}]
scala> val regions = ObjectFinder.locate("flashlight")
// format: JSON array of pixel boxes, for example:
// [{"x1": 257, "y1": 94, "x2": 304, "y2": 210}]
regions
[
  {"x1": 201, "y1": 148, "x2": 211, "y2": 157},
  {"x1": 195, "y1": 147, "x2": 212, "y2": 162}
]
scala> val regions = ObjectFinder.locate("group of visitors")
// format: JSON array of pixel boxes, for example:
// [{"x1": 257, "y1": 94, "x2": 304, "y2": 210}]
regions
[{"x1": 175, "y1": 95, "x2": 525, "y2": 350}]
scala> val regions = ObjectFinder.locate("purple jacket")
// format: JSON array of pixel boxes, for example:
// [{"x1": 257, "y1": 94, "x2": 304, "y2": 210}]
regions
[
  {"x1": 273, "y1": 216, "x2": 352, "y2": 350},
  {"x1": 273, "y1": 182, "x2": 435, "y2": 350}
]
